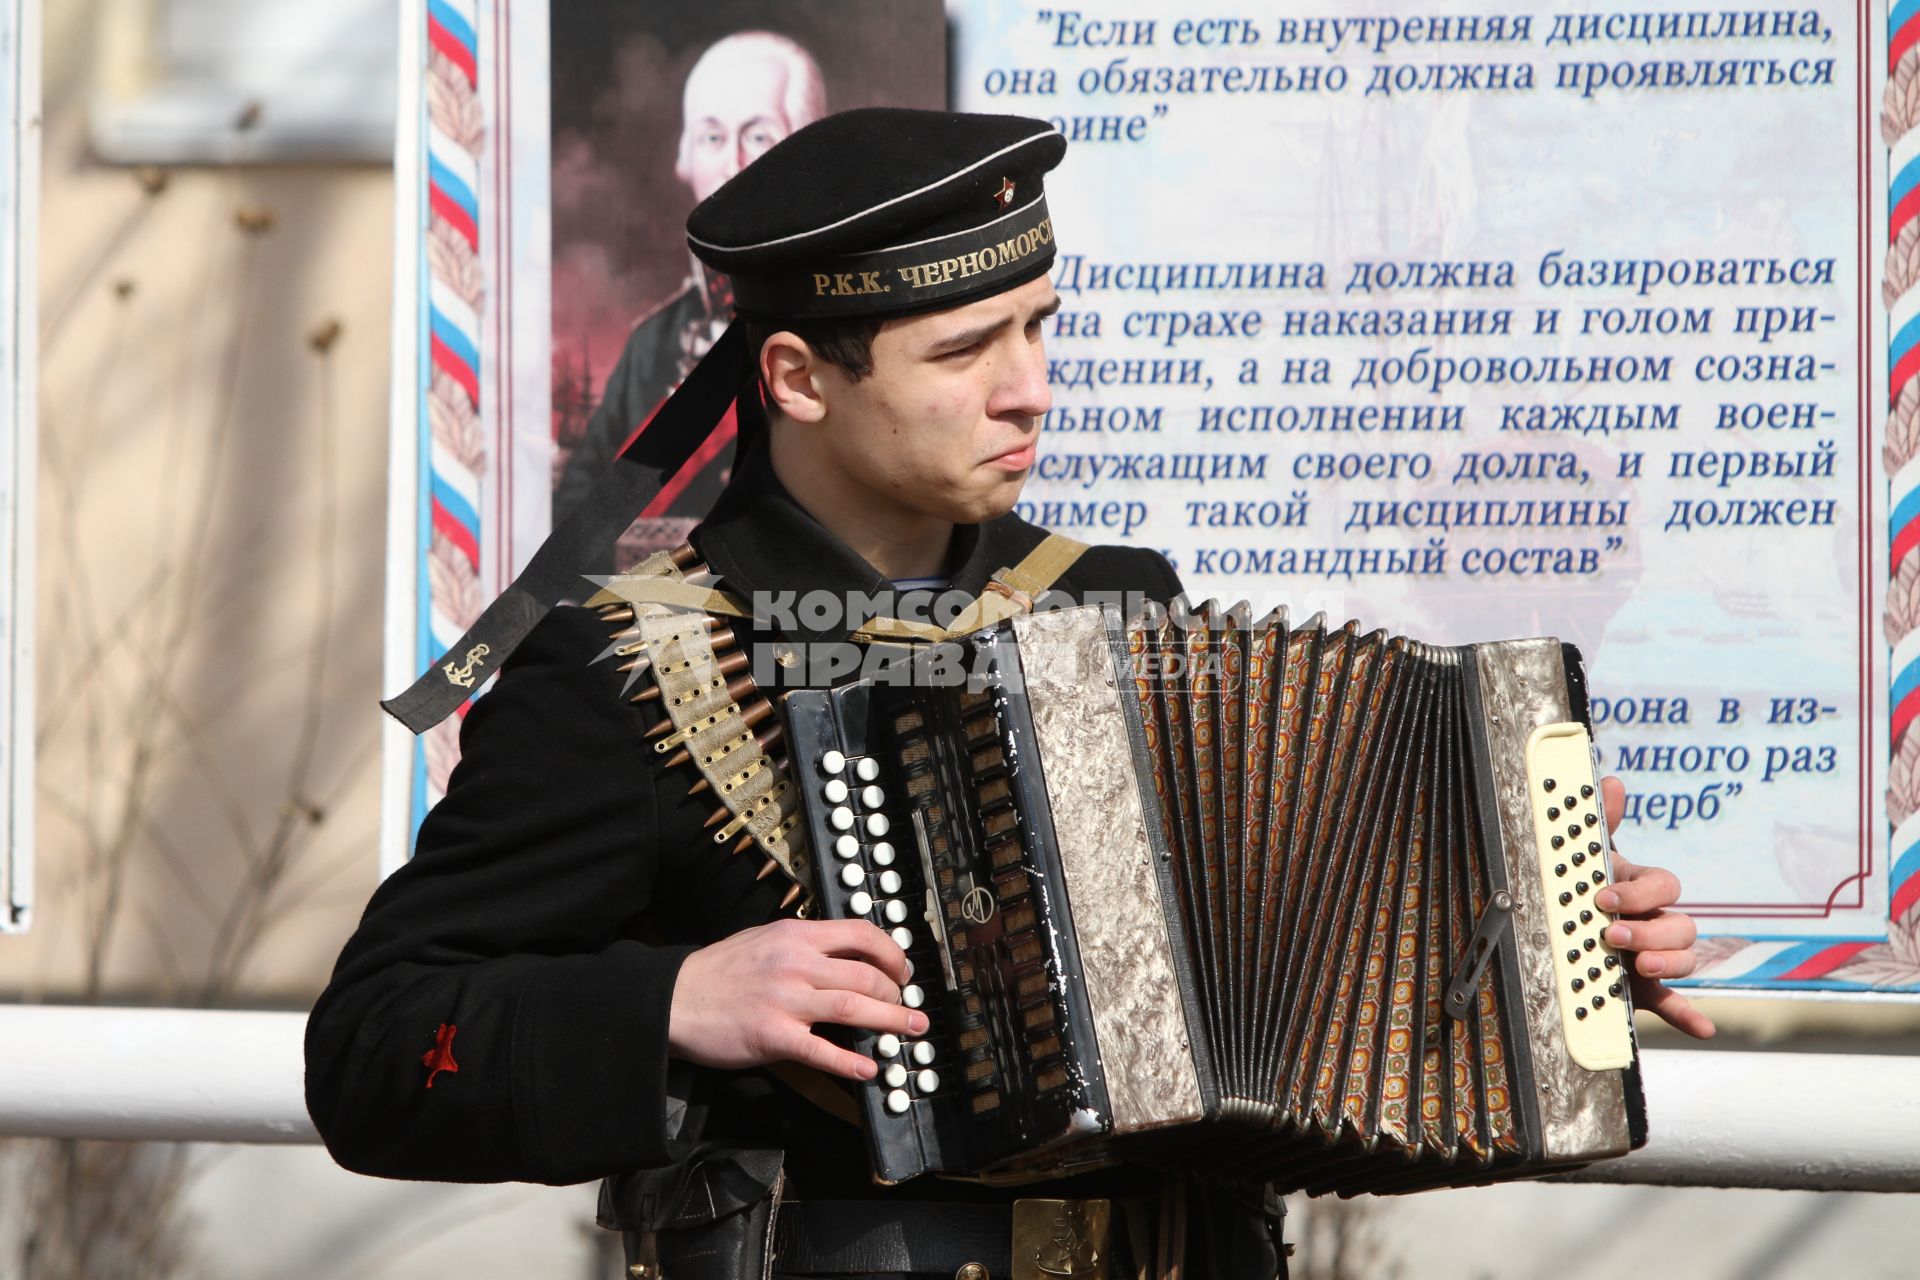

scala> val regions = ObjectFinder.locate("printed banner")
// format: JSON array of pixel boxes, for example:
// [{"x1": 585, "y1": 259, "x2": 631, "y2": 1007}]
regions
[
  {"x1": 951, "y1": 0, "x2": 1905, "y2": 993},
  {"x1": 383, "y1": 1, "x2": 1916, "y2": 994}
]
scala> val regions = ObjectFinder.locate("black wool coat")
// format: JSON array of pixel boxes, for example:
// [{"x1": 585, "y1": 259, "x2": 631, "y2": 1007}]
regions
[{"x1": 304, "y1": 443, "x2": 1186, "y2": 1198}]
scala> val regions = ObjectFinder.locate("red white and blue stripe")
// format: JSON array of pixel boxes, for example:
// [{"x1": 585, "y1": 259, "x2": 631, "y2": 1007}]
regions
[
  {"x1": 1889, "y1": 5, "x2": 1920, "y2": 984},
  {"x1": 415, "y1": 0, "x2": 487, "y2": 829},
  {"x1": 1680, "y1": 938, "x2": 1888, "y2": 990}
]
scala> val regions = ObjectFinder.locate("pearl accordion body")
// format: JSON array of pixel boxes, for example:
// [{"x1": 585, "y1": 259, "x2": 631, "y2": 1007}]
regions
[{"x1": 778, "y1": 604, "x2": 1648, "y2": 1192}]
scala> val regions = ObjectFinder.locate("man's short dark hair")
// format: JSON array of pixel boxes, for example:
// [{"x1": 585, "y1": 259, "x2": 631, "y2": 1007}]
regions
[{"x1": 743, "y1": 313, "x2": 886, "y2": 407}]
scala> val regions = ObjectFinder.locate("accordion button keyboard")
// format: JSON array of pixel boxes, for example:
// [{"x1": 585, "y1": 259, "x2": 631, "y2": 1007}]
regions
[{"x1": 1527, "y1": 722, "x2": 1634, "y2": 1072}]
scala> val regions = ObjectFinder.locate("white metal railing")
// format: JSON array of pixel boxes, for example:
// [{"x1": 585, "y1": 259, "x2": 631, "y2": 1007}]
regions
[{"x1": 1, "y1": 1005, "x2": 1915, "y2": 1191}]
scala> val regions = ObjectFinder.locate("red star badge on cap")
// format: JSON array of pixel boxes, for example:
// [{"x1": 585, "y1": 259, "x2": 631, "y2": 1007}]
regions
[{"x1": 993, "y1": 177, "x2": 1016, "y2": 210}]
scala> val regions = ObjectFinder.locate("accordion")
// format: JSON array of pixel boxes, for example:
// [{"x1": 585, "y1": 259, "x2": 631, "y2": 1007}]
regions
[{"x1": 778, "y1": 604, "x2": 1647, "y2": 1194}]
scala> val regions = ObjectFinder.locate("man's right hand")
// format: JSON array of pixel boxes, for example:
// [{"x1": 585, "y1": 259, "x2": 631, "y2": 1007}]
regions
[{"x1": 666, "y1": 917, "x2": 926, "y2": 1082}]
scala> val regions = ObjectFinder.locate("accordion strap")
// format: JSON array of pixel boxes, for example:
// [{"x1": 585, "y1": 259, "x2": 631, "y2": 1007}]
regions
[
  {"x1": 849, "y1": 533, "x2": 1090, "y2": 644},
  {"x1": 585, "y1": 574, "x2": 752, "y2": 618}
]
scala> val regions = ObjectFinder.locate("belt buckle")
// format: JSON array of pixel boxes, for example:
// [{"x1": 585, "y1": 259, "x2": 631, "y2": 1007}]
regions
[{"x1": 1011, "y1": 1198, "x2": 1111, "y2": 1280}]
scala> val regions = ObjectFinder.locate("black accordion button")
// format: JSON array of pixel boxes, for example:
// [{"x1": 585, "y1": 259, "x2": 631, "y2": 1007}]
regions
[
  {"x1": 1592, "y1": 995, "x2": 1606, "y2": 1009},
  {"x1": 1592, "y1": 870, "x2": 1606, "y2": 884},
  {"x1": 1555, "y1": 862, "x2": 1568, "y2": 877},
  {"x1": 1585, "y1": 813, "x2": 1599, "y2": 828},
  {"x1": 1559, "y1": 892, "x2": 1573, "y2": 906},
  {"x1": 1571, "y1": 977, "x2": 1585, "y2": 991},
  {"x1": 1587, "y1": 841, "x2": 1602, "y2": 854},
  {"x1": 1544, "y1": 778, "x2": 1557, "y2": 792},
  {"x1": 1552, "y1": 836, "x2": 1565, "y2": 850},
  {"x1": 1605, "y1": 955, "x2": 1620, "y2": 969},
  {"x1": 1584, "y1": 938, "x2": 1597, "y2": 952},
  {"x1": 1576, "y1": 881, "x2": 1589, "y2": 895},
  {"x1": 1575, "y1": 1006, "x2": 1588, "y2": 1020},
  {"x1": 1588, "y1": 966, "x2": 1602, "y2": 981},
  {"x1": 1581, "y1": 784, "x2": 1595, "y2": 798},
  {"x1": 1580, "y1": 909, "x2": 1594, "y2": 924},
  {"x1": 1609, "y1": 982, "x2": 1624, "y2": 997},
  {"x1": 1563, "y1": 920, "x2": 1577, "y2": 935},
  {"x1": 1572, "y1": 851, "x2": 1587, "y2": 866},
  {"x1": 1567, "y1": 948, "x2": 1581, "y2": 963},
  {"x1": 1567, "y1": 823, "x2": 1582, "y2": 839}
]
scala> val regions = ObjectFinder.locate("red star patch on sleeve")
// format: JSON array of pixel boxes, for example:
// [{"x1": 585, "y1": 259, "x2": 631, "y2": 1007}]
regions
[{"x1": 421, "y1": 1023, "x2": 460, "y2": 1089}]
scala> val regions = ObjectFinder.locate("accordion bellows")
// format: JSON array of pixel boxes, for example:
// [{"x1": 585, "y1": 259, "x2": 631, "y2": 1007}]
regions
[{"x1": 781, "y1": 604, "x2": 1646, "y2": 1194}]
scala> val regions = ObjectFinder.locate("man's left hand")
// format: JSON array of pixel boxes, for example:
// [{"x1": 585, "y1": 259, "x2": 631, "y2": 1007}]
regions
[{"x1": 1595, "y1": 775, "x2": 1717, "y2": 1039}]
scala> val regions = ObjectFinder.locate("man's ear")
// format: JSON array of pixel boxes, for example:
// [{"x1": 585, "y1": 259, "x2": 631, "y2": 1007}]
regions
[{"x1": 760, "y1": 332, "x2": 828, "y2": 424}]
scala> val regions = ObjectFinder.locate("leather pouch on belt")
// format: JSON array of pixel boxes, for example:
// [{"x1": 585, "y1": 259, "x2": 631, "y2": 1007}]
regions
[{"x1": 598, "y1": 1144, "x2": 785, "y2": 1280}]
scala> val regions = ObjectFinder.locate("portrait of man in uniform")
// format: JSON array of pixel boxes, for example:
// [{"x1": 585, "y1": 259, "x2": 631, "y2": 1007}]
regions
[{"x1": 548, "y1": 0, "x2": 947, "y2": 571}]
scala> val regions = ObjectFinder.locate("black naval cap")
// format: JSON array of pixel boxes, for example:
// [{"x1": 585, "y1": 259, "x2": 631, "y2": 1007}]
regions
[
  {"x1": 382, "y1": 109, "x2": 1069, "y2": 733},
  {"x1": 687, "y1": 108, "x2": 1066, "y2": 321}
]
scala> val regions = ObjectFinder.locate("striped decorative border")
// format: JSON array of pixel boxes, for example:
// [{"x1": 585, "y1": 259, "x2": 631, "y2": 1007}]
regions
[
  {"x1": 416, "y1": 0, "x2": 489, "y2": 829},
  {"x1": 1686, "y1": 5, "x2": 1920, "y2": 991}
]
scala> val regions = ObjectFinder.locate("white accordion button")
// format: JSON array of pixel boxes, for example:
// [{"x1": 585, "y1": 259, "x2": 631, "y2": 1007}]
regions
[
  {"x1": 915, "y1": 1069, "x2": 939, "y2": 1093},
  {"x1": 886, "y1": 1088, "x2": 910, "y2": 1114},
  {"x1": 890, "y1": 926, "x2": 914, "y2": 951},
  {"x1": 879, "y1": 870, "x2": 903, "y2": 895},
  {"x1": 883, "y1": 1062, "x2": 908, "y2": 1088},
  {"x1": 865, "y1": 813, "x2": 891, "y2": 837},
  {"x1": 855, "y1": 757, "x2": 881, "y2": 782},
  {"x1": 829, "y1": 807, "x2": 855, "y2": 831},
  {"x1": 902, "y1": 983, "x2": 925, "y2": 1009},
  {"x1": 861, "y1": 785, "x2": 886, "y2": 808},
  {"x1": 884, "y1": 899, "x2": 909, "y2": 924},
  {"x1": 876, "y1": 1034, "x2": 901, "y2": 1058},
  {"x1": 823, "y1": 778, "x2": 850, "y2": 804},
  {"x1": 835, "y1": 834, "x2": 860, "y2": 859},
  {"x1": 820, "y1": 750, "x2": 846, "y2": 775},
  {"x1": 839, "y1": 864, "x2": 864, "y2": 889},
  {"x1": 848, "y1": 890, "x2": 873, "y2": 915},
  {"x1": 910, "y1": 1041, "x2": 935, "y2": 1066},
  {"x1": 871, "y1": 841, "x2": 896, "y2": 866}
]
